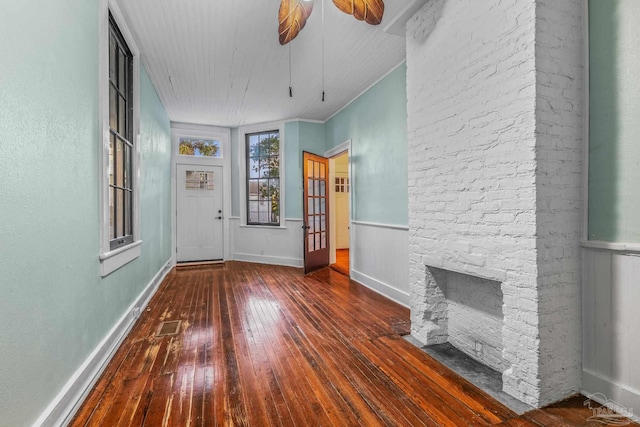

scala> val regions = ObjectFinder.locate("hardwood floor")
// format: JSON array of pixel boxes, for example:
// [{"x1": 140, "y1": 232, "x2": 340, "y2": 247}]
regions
[
  {"x1": 330, "y1": 248, "x2": 350, "y2": 276},
  {"x1": 70, "y1": 262, "x2": 637, "y2": 426}
]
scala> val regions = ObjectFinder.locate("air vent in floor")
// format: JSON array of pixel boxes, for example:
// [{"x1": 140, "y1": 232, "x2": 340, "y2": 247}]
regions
[{"x1": 156, "y1": 320, "x2": 181, "y2": 337}]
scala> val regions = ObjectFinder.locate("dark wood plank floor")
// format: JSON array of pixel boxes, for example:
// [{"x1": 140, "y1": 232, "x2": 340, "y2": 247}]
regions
[{"x1": 70, "y1": 262, "x2": 637, "y2": 426}]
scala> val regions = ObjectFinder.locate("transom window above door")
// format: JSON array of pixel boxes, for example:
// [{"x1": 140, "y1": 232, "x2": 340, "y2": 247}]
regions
[{"x1": 178, "y1": 137, "x2": 221, "y2": 158}]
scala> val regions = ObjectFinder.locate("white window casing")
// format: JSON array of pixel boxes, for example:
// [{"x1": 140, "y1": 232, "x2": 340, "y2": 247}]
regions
[{"x1": 99, "y1": 0, "x2": 142, "y2": 276}]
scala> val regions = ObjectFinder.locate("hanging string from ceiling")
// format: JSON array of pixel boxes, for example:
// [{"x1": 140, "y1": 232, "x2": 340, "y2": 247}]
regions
[
  {"x1": 322, "y1": 0, "x2": 325, "y2": 102},
  {"x1": 289, "y1": 43, "x2": 293, "y2": 97},
  {"x1": 278, "y1": 0, "x2": 385, "y2": 100}
]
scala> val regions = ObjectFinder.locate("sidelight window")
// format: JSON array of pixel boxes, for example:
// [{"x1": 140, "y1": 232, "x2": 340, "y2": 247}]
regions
[{"x1": 246, "y1": 131, "x2": 280, "y2": 226}]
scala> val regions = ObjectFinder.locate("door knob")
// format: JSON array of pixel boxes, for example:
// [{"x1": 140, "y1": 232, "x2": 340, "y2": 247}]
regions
[
  {"x1": 302, "y1": 224, "x2": 310, "y2": 230},
  {"x1": 216, "y1": 216, "x2": 222, "y2": 220}
]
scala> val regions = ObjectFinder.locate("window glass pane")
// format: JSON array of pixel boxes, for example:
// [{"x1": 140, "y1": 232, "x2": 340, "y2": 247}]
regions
[
  {"x1": 308, "y1": 234, "x2": 314, "y2": 251},
  {"x1": 178, "y1": 138, "x2": 221, "y2": 157},
  {"x1": 308, "y1": 197, "x2": 314, "y2": 215},
  {"x1": 314, "y1": 161, "x2": 319, "y2": 178},
  {"x1": 320, "y1": 198, "x2": 326, "y2": 215},
  {"x1": 109, "y1": 186, "x2": 115, "y2": 240},
  {"x1": 320, "y1": 163, "x2": 326, "y2": 179},
  {"x1": 118, "y1": 48, "x2": 126, "y2": 90},
  {"x1": 315, "y1": 233, "x2": 321, "y2": 251},
  {"x1": 116, "y1": 188, "x2": 124, "y2": 237},
  {"x1": 118, "y1": 96, "x2": 126, "y2": 135},
  {"x1": 307, "y1": 160, "x2": 313, "y2": 177},
  {"x1": 308, "y1": 178, "x2": 314, "y2": 196},
  {"x1": 109, "y1": 134, "x2": 115, "y2": 186},
  {"x1": 259, "y1": 206, "x2": 270, "y2": 223},
  {"x1": 124, "y1": 143, "x2": 130, "y2": 189},
  {"x1": 248, "y1": 180, "x2": 259, "y2": 200},
  {"x1": 320, "y1": 180, "x2": 326, "y2": 197},
  {"x1": 315, "y1": 216, "x2": 320, "y2": 234},
  {"x1": 248, "y1": 201, "x2": 259, "y2": 223},
  {"x1": 258, "y1": 179, "x2": 268, "y2": 200},
  {"x1": 115, "y1": 139, "x2": 124, "y2": 187},
  {"x1": 124, "y1": 189, "x2": 132, "y2": 236},
  {"x1": 206, "y1": 172, "x2": 214, "y2": 190},
  {"x1": 320, "y1": 215, "x2": 326, "y2": 231},
  {"x1": 248, "y1": 136, "x2": 259, "y2": 155},
  {"x1": 308, "y1": 216, "x2": 315, "y2": 233},
  {"x1": 269, "y1": 178, "x2": 279, "y2": 195},
  {"x1": 321, "y1": 232, "x2": 327, "y2": 249},
  {"x1": 315, "y1": 198, "x2": 320, "y2": 216},
  {"x1": 109, "y1": 86, "x2": 117, "y2": 130},
  {"x1": 109, "y1": 35, "x2": 116, "y2": 82},
  {"x1": 249, "y1": 158, "x2": 259, "y2": 178},
  {"x1": 314, "y1": 179, "x2": 320, "y2": 197},
  {"x1": 270, "y1": 155, "x2": 279, "y2": 171}
]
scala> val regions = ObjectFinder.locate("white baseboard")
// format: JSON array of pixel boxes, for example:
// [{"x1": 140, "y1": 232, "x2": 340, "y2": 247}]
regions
[
  {"x1": 582, "y1": 369, "x2": 640, "y2": 423},
  {"x1": 34, "y1": 259, "x2": 173, "y2": 427},
  {"x1": 232, "y1": 252, "x2": 303, "y2": 268},
  {"x1": 351, "y1": 269, "x2": 410, "y2": 307}
]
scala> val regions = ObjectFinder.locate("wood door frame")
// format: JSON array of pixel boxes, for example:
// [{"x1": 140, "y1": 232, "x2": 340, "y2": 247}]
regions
[
  {"x1": 325, "y1": 140, "x2": 353, "y2": 273},
  {"x1": 171, "y1": 123, "x2": 231, "y2": 266}
]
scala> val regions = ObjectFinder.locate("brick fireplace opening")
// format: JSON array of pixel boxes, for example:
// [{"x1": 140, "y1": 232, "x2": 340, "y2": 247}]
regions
[{"x1": 423, "y1": 266, "x2": 506, "y2": 373}]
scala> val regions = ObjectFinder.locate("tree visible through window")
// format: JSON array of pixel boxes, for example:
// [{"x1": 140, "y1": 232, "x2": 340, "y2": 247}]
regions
[
  {"x1": 246, "y1": 131, "x2": 280, "y2": 225},
  {"x1": 178, "y1": 137, "x2": 220, "y2": 157}
]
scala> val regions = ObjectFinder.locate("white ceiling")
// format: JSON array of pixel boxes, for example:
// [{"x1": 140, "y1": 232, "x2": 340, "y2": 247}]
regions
[{"x1": 119, "y1": 0, "x2": 417, "y2": 127}]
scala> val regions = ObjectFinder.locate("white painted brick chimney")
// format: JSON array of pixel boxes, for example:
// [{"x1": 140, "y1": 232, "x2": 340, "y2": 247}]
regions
[{"x1": 406, "y1": 0, "x2": 583, "y2": 407}]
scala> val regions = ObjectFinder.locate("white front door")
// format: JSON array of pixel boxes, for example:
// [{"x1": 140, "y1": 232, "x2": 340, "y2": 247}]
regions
[{"x1": 176, "y1": 164, "x2": 223, "y2": 262}]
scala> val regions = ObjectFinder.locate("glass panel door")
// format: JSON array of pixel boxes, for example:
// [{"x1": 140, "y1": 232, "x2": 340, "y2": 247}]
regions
[{"x1": 303, "y1": 152, "x2": 330, "y2": 273}]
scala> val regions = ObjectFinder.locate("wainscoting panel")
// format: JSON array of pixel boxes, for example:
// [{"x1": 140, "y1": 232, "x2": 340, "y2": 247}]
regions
[
  {"x1": 230, "y1": 217, "x2": 304, "y2": 267},
  {"x1": 582, "y1": 247, "x2": 640, "y2": 417},
  {"x1": 350, "y1": 221, "x2": 409, "y2": 306}
]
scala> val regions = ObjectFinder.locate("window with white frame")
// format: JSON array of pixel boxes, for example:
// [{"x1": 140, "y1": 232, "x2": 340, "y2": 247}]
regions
[
  {"x1": 99, "y1": 1, "x2": 141, "y2": 276},
  {"x1": 108, "y1": 13, "x2": 134, "y2": 250},
  {"x1": 246, "y1": 130, "x2": 280, "y2": 226}
]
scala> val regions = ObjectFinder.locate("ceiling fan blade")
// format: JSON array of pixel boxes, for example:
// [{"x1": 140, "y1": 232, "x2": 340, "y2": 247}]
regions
[
  {"x1": 278, "y1": 0, "x2": 314, "y2": 45},
  {"x1": 332, "y1": 0, "x2": 384, "y2": 25}
]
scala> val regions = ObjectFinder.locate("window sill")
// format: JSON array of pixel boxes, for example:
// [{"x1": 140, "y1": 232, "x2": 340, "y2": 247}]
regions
[
  {"x1": 581, "y1": 240, "x2": 640, "y2": 254},
  {"x1": 239, "y1": 224, "x2": 287, "y2": 230},
  {"x1": 100, "y1": 240, "x2": 142, "y2": 276}
]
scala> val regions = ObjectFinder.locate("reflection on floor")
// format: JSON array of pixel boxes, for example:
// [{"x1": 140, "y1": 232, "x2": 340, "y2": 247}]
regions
[{"x1": 330, "y1": 248, "x2": 349, "y2": 276}]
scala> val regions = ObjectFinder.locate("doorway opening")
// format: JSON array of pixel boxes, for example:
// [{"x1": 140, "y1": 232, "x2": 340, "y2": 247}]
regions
[{"x1": 329, "y1": 151, "x2": 350, "y2": 276}]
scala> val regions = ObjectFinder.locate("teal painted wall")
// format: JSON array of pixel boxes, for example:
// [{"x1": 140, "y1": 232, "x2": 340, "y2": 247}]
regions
[
  {"x1": 589, "y1": 0, "x2": 640, "y2": 242},
  {"x1": 0, "y1": 2, "x2": 172, "y2": 425},
  {"x1": 325, "y1": 64, "x2": 408, "y2": 226},
  {"x1": 284, "y1": 121, "x2": 301, "y2": 219},
  {"x1": 285, "y1": 121, "x2": 326, "y2": 219}
]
